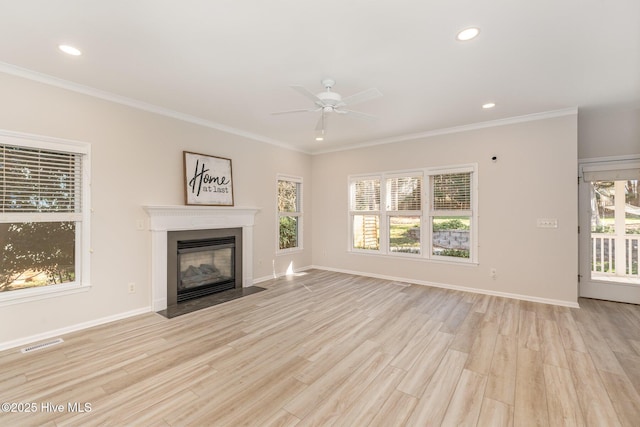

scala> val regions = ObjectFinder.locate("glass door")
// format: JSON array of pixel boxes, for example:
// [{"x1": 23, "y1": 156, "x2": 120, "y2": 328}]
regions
[{"x1": 579, "y1": 160, "x2": 640, "y2": 303}]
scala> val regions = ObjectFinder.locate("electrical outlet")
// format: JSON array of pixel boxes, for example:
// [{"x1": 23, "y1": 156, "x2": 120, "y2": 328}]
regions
[
  {"x1": 490, "y1": 268, "x2": 497, "y2": 279},
  {"x1": 128, "y1": 282, "x2": 136, "y2": 293},
  {"x1": 136, "y1": 220, "x2": 145, "y2": 230}
]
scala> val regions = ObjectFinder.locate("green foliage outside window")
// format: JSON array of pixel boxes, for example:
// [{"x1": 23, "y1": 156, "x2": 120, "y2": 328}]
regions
[
  {"x1": 279, "y1": 216, "x2": 298, "y2": 250},
  {"x1": 0, "y1": 222, "x2": 75, "y2": 292},
  {"x1": 438, "y1": 249, "x2": 470, "y2": 258},
  {"x1": 278, "y1": 178, "x2": 301, "y2": 250},
  {"x1": 432, "y1": 218, "x2": 469, "y2": 231}
]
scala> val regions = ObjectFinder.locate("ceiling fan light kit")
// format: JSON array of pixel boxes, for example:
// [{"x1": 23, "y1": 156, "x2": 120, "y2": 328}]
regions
[{"x1": 272, "y1": 78, "x2": 382, "y2": 140}]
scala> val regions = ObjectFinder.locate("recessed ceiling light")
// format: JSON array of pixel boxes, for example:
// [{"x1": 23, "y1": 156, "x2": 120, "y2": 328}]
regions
[
  {"x1": 315, "y1": 136, "x2": 324, "y2": 141},
  {"x1": 58, "y1": 44, "x2": 82, "y2": 56},
  {"x1": 456, "y1": 27, "x2": 480, "y2": 41},
  {"x1": 482, "y1": 102, "x2": 496, "y2": 109}
]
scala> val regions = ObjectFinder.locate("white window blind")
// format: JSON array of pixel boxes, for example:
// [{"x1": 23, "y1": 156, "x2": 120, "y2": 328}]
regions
[
  {"x1": 352, "y1": 178, "x2": 380, "y2": 211},
  {"x1": 1, "y1": 144, "x2": 82, "y2": 215},
  {"x1": 581, "y1": 161, "x2": 640, "y2": 182},
  {"x1": 386, "y1": 176, "x2": 421, "y2": 211},
  {"x1": 432, "y1": 172, "x2": 471, "y2": 211}
]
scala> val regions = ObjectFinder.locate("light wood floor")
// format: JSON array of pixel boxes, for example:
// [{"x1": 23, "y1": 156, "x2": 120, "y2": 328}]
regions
[{"x1": 1, "y1": 270, "x2": 639, "y2": 426}]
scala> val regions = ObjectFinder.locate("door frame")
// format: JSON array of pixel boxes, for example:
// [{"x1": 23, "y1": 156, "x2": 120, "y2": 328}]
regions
[{"x1": 578, "y1": 155, "x2": 640, "y2": 304}]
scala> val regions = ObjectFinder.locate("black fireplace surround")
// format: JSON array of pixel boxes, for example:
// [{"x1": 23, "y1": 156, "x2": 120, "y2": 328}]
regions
[{"x1": 166, "y1": 228, "x2": 243, "y2": 307}]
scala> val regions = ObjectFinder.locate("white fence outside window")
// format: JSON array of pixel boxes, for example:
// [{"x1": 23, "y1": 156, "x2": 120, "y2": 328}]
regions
[{"x1": 591, "y1": 233, "x2": 639, "y2": 278}]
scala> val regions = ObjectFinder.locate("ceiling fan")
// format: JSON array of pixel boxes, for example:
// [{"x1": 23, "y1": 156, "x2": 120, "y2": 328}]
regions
[{"x1": 272, "y1": 78, "x2": 382, "y2": 140}]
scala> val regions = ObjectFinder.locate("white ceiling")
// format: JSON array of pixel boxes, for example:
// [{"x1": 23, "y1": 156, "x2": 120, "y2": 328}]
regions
[{"x1": 0, "y1": 0, "x2": 638, "y2": 154}]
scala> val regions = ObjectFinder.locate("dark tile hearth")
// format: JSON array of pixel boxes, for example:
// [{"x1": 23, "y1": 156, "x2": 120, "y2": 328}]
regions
[{"x1": 157, "y1": 286, "x2": 265, "y2": 319}]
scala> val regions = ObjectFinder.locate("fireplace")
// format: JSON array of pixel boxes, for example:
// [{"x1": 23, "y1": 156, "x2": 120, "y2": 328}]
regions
[
  {"x1": 167, "y1": 228, "x2": 242, "y2": 306},
  {"x1": 144, "y1": 205, "x2": 259, "y2": 312},
  {"x1": 178, "y1": 237, "x2": 235, "y2": 300}
]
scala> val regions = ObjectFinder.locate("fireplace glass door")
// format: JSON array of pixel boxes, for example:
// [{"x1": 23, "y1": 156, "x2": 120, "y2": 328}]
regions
[{"x1": 177, "y1": 237, "x2": 235, "y2": 302}]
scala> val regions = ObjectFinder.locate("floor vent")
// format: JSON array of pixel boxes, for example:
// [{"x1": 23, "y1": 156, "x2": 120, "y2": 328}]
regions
[{"x1": 21, "y1": 338, "x2": 64, "y2": 354}]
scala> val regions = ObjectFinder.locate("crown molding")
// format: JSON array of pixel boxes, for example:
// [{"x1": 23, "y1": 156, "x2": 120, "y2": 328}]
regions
[
  {"x1": 0, "y1": 61, "x2": 309, "y2": 154},
  {"x1": 312, "y1": 108, "x2": 578, "y2": 155}
]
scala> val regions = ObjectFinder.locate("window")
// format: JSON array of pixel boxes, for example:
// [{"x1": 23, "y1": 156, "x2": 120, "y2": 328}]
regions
[
  {"x1": 588, "y1": 179, "x2": 639, "y2": 280},
  {"x1": 350, "y1": 173, "x2": 422, "y2": 255},
  {"x1": 429, "y1": 169, "x2": 474, "y2": 260},
  {"x1": 0, "y1": 131, "x2": 90, "y2": 304},
  {"x1": 349, "y1": 165, "x2": 477, "y2": 263},
  {"x1": 387, "y1": 175, "x2": 422, "y2": 254},
  {"x1": 350, "y1": 177, "x2": 380, "y2": 250},
  {"x1": 277, "y1": 175, "x2": 302, "y2": 252}
]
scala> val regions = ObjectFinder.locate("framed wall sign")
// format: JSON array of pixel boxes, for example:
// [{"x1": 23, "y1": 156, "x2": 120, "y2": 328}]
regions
[{"x1": 184, "y1": 151, "x2": 234, "y2": 206}]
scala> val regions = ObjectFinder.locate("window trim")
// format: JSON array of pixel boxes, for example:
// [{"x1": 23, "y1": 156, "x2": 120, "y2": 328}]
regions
[
  {"x1": 385, "y1": 172, "x2": 423, "y2": 257},
  {"x1": 276, "y1": 174, "x2": 303, "y2": 254},
  {"x1": 427, "y1": 165, "x2": 478, "y2": 264},
  {"x1": 349, "y1": 175, "x2": 382, "y2": 253},
  {"x1": 0, "y1": 129, "x2": 91, "y2": 306},
  {"x1": 348, "y1": 164, "x2": 478, "y2": 264}
]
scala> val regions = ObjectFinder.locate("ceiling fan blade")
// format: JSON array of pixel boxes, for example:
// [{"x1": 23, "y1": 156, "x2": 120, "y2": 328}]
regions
[
  {"x1": 271, "y1": 108, "x2": 320, "y2": 115},
  {"x1": 290, "y1": 85, "x2": 323, "y2": 105},
  {"x1": 341, "y1": 88, "x2": 383, "y2": 107},
  {"x1": 338, "y1": 109, "x2": 377, "y2": 121}
]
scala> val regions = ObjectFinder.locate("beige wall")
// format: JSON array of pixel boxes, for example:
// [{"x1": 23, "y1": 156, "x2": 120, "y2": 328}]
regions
[
  {"x1": 578, "y1": 107, "x2": 640, "y2": 159},
  {"x1": 0, "y1": 73, "x2": 312, "y2": 346},
  {"x1": 311, "y1": 114, "x2": 579, "y2": 304}
]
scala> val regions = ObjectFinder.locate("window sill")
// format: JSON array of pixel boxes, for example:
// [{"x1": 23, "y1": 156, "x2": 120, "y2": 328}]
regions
[
  {"x1": 276, "y1": 247, "x2": 304, "y2": 256},
  {"x1": 0, "y1": 282, "x2": 91, "y2": 307},
  {"x1": 348, "y1": 250, "x2": 478, "y2": 266}
]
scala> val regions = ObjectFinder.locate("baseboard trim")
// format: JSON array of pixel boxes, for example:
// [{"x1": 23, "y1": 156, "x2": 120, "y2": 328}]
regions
[
  {"x1": 253, "y1": 265, "x2": 315, "y2": 285},
  {"x1": 0, "y1": 306, "x2": 152, "y2": 352},
  {"x1": 580, "y1": 281, "x2": 640, "y2": 305},
  {"x1": 310, "y1": 265, "x2": 580, "y2": 309}
]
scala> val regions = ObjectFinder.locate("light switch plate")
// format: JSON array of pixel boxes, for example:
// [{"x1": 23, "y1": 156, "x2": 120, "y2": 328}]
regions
[{"x1": 537, "y1": 218, "x2": 558, "y2": 228}]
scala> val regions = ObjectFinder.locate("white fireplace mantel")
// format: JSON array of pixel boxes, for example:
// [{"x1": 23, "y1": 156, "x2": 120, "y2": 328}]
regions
[{"x1": 144, "y1": 205, "x2": 260, "y2": 311}]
